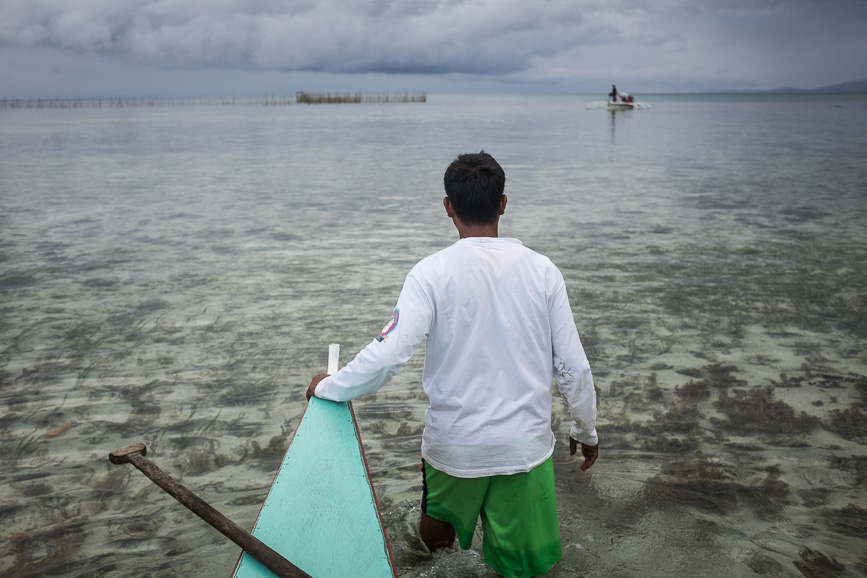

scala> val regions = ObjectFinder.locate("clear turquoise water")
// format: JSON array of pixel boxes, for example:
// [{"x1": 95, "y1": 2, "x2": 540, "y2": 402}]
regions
[{"x1": 1, "y1": 94, "x2": 866, "y2": 577}]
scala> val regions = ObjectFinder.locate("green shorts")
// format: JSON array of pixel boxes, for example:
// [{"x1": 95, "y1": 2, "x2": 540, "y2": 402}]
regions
[{"x1": 421, "y1": 457, "x2": 562, "y2": 578}]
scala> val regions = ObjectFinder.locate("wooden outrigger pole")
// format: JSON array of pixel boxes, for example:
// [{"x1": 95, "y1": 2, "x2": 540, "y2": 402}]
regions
[{"x1": 108, "y1": 442, "x2": 311, "y2": 578}]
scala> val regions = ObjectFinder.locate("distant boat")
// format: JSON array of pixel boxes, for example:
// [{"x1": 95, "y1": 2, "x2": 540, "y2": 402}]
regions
[{"x1": 587, "y1": 87, "x2": 651, "y2": 111}]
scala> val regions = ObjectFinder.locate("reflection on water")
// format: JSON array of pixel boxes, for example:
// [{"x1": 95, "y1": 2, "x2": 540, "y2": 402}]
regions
[{"x1": 1, "y1": 95, "x2": 866, "y2": 577}]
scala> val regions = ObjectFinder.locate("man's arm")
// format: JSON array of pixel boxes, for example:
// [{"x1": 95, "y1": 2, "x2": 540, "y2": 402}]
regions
[
  {"x1": 308, "y1": 273, "x2": 432, "y2": 402},
  {"x1": 548, "y1": 269, "x2": 599, "y2": 460}
]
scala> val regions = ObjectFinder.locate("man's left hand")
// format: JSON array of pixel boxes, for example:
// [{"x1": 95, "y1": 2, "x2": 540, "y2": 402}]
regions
[
  {"x1": 306, "y1": 373, "x2": 330, "y2": 401},
  {"x1": 570, "y1": 437, "x2": 598, "y2": 471}
]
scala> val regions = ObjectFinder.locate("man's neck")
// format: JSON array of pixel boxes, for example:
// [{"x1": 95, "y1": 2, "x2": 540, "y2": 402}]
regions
[{"x1": 456, "y1": 222, "x2": 499, "y2": 239}]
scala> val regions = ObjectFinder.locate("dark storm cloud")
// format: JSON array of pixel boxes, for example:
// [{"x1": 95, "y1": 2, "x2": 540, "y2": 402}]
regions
[
  {"x1": 0, "y1": 0, "x2": 584, "y2": 75},
  {"x1": 1, "y1": 0, "x2": 865, "y2": 93}
]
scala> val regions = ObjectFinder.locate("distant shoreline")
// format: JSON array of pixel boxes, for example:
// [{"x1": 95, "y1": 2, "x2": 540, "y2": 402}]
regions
[{"x1": 617, "y1": 78, "x2": 867, "y2": 96}]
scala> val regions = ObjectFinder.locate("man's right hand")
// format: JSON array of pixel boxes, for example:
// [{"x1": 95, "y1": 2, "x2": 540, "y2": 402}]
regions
[{"x1": 306, "y1": 373, "x2": 329, "y2": 401}]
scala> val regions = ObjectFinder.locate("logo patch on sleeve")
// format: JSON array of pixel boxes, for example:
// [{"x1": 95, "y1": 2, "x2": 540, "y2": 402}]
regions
[{"x1": 376, "y1": 308, "x2": 400, "y2": 342}]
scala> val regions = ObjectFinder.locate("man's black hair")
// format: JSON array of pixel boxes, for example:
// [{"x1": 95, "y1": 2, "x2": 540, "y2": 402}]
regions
[{"x1": 443, "y1": 151, "x2": 506, "y2": 226}]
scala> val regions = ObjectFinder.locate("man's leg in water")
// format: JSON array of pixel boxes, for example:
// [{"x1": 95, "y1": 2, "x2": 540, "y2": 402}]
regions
[{"x1": 420, "y1": 512, "x2": 456, "y2": 550}]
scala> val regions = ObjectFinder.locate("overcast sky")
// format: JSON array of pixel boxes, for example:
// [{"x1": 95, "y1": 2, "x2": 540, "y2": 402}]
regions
[{"x1": 2, "y1": 0, "x2": 866, "y2": 97}]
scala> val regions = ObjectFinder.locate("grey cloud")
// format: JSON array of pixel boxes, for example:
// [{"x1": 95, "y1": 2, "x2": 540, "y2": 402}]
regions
[
  {"x1": 0, "y1": 0, "x2": 584, "y2": 76},
  {"x1": 1, "y1": 0, "x2": 865, "y2": 93}
]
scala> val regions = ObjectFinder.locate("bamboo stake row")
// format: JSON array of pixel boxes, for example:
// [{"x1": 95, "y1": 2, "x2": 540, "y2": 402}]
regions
[{"x1": 0, "y1": 92, "x2": 427, "y2": 109}]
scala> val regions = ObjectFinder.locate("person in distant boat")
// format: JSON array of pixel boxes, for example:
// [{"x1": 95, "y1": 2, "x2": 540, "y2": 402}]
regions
[
  {"x1": 610, "y1": 84, "x2": 618, "y2": 102},
  {"x1": 307, "y1": 151, "x2": 598, "y2": 578}
]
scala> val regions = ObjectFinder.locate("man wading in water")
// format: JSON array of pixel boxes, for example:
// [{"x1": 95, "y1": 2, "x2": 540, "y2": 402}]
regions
[{"x1": 307, "y1": 151, "x2": 598, "y2": 578}]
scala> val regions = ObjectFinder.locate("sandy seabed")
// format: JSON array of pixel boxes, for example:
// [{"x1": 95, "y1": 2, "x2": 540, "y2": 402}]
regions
[
  {"x1": 4, "y1": 215, "x2": 865, "y2": 578},
  {"x1": 2, "y1": 97, "x2": 866, "y2": 577}
]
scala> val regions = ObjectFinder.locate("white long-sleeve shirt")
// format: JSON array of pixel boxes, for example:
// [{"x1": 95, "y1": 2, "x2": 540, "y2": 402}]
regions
[{"x1": 315, "y1": 237, "x2": 597, "y2": 477}]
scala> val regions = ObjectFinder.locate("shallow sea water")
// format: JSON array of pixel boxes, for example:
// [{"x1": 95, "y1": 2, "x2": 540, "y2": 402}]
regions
[{"x1": 1, "y1": 93, "x2": 866, "y2": 577}]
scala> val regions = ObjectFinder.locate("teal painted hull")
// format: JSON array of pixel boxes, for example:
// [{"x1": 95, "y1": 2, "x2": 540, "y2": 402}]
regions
[{"x1": 231, "y1": 398, "x2": 397, "y2": 578}]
